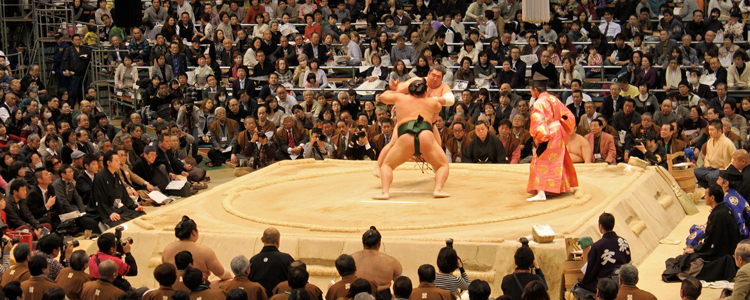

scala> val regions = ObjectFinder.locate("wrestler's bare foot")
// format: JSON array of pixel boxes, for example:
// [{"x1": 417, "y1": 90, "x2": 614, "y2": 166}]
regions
[
  {"x1": 372, "y1": 166, "x2": 381, "y2": 178},
  {"x1": 433, "y1": 190, "x2": 451, "y2": 198},
  {"x1": 372, "y1": 192, "x2": 389, "y2": 200}
]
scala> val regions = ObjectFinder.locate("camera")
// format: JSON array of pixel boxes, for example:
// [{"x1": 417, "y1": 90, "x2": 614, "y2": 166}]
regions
[
  {"x1": 1, "y1": 236, "x2": 18, "y2": 248},
  {"x1": 318, "y1": 135, "x2": 326, "y2": 142},
  {"x1": 65, "y1": 239, "x2": 80, "y2": 248},
  {"x1": 634, "y1": 138, "x2": 643, "y2": 145},
  {"x1": 114, "y1": 226, "x2": 133, "y2": 256},
  {"x1": 519, "y1": 237, "x2": 530, "y2": 248},
  {"x1": 445, "y1": 238, "x2": 454, "y2": 248},
  {"x1": 184, "y1": 103, "x2": 194, "y2": 112}
]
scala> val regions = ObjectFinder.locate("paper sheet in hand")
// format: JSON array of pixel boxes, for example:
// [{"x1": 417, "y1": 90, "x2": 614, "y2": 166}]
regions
[
  {"x1": 222, "y1": 146, "x2": 232, "y2": 153},
  {"x1": 59, "y1": 211, "x2": 82, "y2": 222},
  {"x1": 673, "y1": 162, "x2": 692, "y2": 169},
  {"x1": 166, "y1": 181, "x2": 188, "y2": 190},
  {"x1": 148, "y1": 190, "x2": 173, "y2": 204}
]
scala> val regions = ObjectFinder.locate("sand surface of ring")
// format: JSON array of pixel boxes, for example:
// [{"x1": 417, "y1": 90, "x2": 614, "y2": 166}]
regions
[{"x1": 141, "y1": 160, "x2": 625, "y2": 240}]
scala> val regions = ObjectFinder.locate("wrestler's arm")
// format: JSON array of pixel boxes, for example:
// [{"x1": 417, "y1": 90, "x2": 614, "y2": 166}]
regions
[
  {"x1": 581, "y1": 139, "x2": 593, "y2": 163},
  {"x1": 205, "y1": 248, "x2": 232, "y2": 280},
  {"x1": 380, "y1": 91, "x2": 399, "y2": 105}
]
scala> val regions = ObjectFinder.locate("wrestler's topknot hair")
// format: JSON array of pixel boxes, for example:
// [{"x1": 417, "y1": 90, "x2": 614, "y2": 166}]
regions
[
  {"x1": 362, "y1": 226, "x2": 381, "y2": 248},
  {"x1": 408, "y1": 79, "x2": 428, "y2": 96}
]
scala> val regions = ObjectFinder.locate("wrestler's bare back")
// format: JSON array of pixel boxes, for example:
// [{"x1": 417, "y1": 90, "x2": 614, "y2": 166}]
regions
[{"x1": 162, "y1": 241, "x2": 227, "y2": 280}]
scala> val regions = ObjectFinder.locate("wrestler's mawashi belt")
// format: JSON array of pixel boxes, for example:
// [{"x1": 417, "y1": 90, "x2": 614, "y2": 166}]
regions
[{"x1": 397, "y1": 115, "x2": 433, "y2": 157}]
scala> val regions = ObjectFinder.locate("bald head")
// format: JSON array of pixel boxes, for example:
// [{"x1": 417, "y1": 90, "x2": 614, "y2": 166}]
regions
[
  {"x1": 340, "y1": 34, "x2": 350, "y2": 44},
  {"x1": 262, "y1": 228, "x2": 280, "y2": 246},
  {"x1": 733, "y1": 149, "x2": 750, "y2": 170},
  {"x1": 99, "y1": 260, "x2": 118, "y2": 280}
]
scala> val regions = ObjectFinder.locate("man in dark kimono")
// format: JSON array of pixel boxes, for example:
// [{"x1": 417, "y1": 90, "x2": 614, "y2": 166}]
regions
[
  {"x1": 572, "y1": 213, "x2": 631, "y2": 300},
  {"x1": 663, "y1": 185, "x2": 740, "y2": 282},
  {"x1": 92, "y1": 151, "x2": 145, "y2": 228}
]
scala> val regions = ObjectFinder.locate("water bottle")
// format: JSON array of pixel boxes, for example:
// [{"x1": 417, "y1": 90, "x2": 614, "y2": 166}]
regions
[{"x1": 61, "y1": 22, "x2": 67, "y2": 36}]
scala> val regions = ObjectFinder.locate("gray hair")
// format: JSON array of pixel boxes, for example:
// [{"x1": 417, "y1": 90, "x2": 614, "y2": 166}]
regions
[
  {"x1": 120, "y1": 133, "x2": 132, "y2": 141},
  {"x1": 28, "y1": 134, "x2": 40, "y2": 143},
  {"x1": 230, "y1": 255, "x2": 250, "y2": 276},
  {"x1": 281, "y1": 114, "x2": 295, "y2": 123},
  {"x1": 737, "y1": 239, "x2": 750, "y2": 262},
  {"x1": 454, "y1": 112, "x2": 466, "y2": 118},
  {"x1": 354, "y1": 293, "x2": 375, "y2": 300},
  {"x1": 618, "y1": 264, "x2": 639, "y2": 286},
  {"x1": 375, "y1": 106, "x2": 387, "y2": 113},
  {"x1": 215, "y1": 107, "x2": 226, "y2": 114},
  {"x1": 338, "y1": 92, "x2": 349, "y2": 100}
]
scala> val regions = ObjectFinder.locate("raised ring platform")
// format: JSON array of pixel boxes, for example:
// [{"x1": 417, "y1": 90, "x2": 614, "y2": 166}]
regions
[{"x1": 115, "y1": 160, "x2": 689, "y2": 299}]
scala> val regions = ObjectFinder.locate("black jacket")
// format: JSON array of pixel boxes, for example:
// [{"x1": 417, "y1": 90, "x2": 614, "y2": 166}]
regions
[
  {"x1": 154, "y1": 146, "x2": 185, "y2": 175},
  {"x1": 165, "y1": 52, "x2": 188, "y2": 75},
  {"x1": 695, "y1": 202, "x2": 741, "y2": 260},
  {"x1": 232, "y1": 77, "x2": 256, "y2": 100},
  {"x1": 249, "y1": 246, "x2": 295, "y2": 298},
  {"x1": 75, "y1": 171, "x2": 95, "y2": 210},
  {"x1": 26, "y1": 185, "x2": 55, "y2": 221},
  {"x1": 4, "y1": 195, "x2": 42, "y2": 229},
  {"x1": 61, "y1": 45, "x2": 92, "y2": 74},
  {"x1": 599, "y1": 95, "x2": 627, "y2": 123},
  {"x1": 303, "y1": 43, "x2": 329, "y2": 63}
]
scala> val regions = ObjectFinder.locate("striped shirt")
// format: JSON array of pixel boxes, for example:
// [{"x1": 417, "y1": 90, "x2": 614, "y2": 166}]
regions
[{"x1": 434, "y1": 270, "x2": 470, "y2": 297}]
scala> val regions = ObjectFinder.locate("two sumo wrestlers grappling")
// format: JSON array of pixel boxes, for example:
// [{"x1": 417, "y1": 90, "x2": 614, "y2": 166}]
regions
[{"x1": 373, "y1": 69, "x2": 578, "y2": 202}]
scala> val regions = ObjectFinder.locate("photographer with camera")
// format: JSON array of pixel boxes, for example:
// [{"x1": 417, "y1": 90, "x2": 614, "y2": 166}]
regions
[
  {"x1": 230, "y1": 118, "x2": 260, "y2": 167},
  {"x1": 345, "y1": 123, "x2": 377, "y2": 161},
  {"x1": 434, "y1": 241, "x2": 470, "y2": 298},
  {"x1": 629, "y1": 132, "x2": 667, "y2": 168},
  {"x1": 242, "y1": 124, "x2": 277, "y2": 170},
  {"x1": 33, "y1": 234, "x2": 76, "y2": 281},
  {"x1": 303, "y1": 129, "x2": 334, "y2": 160},
  {"x1": 500, "y1": 243, "x2": 547, "y2": 300},
  {"x1": 88, "y1": 232, "x2": 137, "y2": 291}
]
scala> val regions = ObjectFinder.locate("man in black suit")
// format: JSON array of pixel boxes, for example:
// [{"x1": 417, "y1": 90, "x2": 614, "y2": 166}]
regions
[
  {"x1": 709, "y1": 83, "x2": 736, "y2": 117},
  {"x1": 430, "y1": 32, "x2": 450, "y2": 58},
  {"x1": 303, "y1": 32, "x2": 328, "y2": 63},
  {"x1": 166, "y1": 43, "x2": 188, "y2": 76},
  {"x1": 260, "y1": 30, "x2": 277, "y2": 56},
  {"x1": 5, "y1": 180, "x2": 51, "y2": 239},
  {"x1": 20, "y1": 65, "x2": 47, "y2": 95},
  {"x1": 154, "y1": 137, "x2": 191, "y2": 190},
  {"x1": 270, "y1": 36, "x2": 297, "y2": 65},
  {"x1": 508, "y1": 47, "x2": 526, "y2": 87},
  {"x1": 61, "y1": 34, "x2": 92, "y2": 103},
  {"x1": 689, "y1": 69, "x2": 713, "y2": 100},
  {"x1": 201, "y1": 75, "x2": 227, "y2": 101},
  {"x1": 233, "y1": 66, "x2": 256, "y2": 99},
  {"x1": 106, "y1": 36, "x2": 129, "y2": 66},
  {"x1": 706, "y1": 56, "x2": 727, "y2": 88},
  {"x1": 599, "y1": 84, "x2": 627, "y2": 123},
  {"x1": 566, "y1": 91, "x2": 586, "y2": 121},
  {"x1": 76, "y1": 154, "x2": 98, "y2": 213},
  {"x1": 26, "y1": 169, "x2": 56, "y2": 227},
  {"x1": 530, "y1": 51, "x2": 558, "y2": 88},
  {"x1": 257, "y1": 73, "x2": 282, "y2": 102}
]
